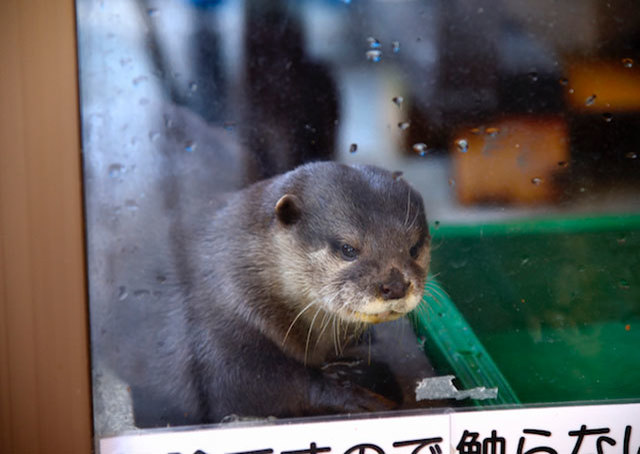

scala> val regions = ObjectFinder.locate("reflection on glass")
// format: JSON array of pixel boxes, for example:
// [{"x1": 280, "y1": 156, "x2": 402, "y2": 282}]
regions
[{"x1": 77, "y1": 0, "x2": 640, "y2": 441}]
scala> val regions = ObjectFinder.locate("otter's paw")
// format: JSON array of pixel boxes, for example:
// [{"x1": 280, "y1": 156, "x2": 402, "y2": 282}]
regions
[
  {"x1": 340, "y1": 382, "x2": 399, "y2": 413},
  {"x1": 321, "y1": 358, "x2": 404, "y2": 407},
  {"x1": 309, "y1": 375, "x2": 398, "y2": 415}
]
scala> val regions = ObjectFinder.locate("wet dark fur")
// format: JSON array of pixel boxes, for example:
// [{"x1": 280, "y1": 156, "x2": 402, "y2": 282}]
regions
[{"x1": 102, "y1": 162, "x2": 430, "y2": 427}]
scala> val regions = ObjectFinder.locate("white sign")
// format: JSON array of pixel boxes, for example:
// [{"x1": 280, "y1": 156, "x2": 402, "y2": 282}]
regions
[
  {"x1": 101, "y1": 403, "x2": 640, "y2": 454},
  {"x1": 451, "y1": 403, "x2": 640, "y2": 454},
  {"x1": 101, "y1": 413, "x2": 450, "y2": 454}
]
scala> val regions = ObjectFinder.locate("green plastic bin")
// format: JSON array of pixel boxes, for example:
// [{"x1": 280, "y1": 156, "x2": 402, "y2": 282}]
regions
[{"x1": 412, "y1": 214, "x2": 640, "y2": 406}]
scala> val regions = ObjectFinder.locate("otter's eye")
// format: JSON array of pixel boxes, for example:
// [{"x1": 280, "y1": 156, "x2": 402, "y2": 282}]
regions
[
  {"x1": 410, "y1": 238, "x2": 424, "y2": 259},
  {"x1": 340, "y1": 244, "x2": 358, "y2": 261}
]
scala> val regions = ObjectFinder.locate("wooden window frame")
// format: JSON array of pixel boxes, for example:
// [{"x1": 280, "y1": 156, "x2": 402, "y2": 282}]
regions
[{"x1": 0, "y1": 0, "x2": 93, "y2": 452}]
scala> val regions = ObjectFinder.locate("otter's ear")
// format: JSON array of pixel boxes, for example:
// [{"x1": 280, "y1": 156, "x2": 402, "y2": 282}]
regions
[{"x1": 275, "y1": 194, "x2": 302, "y2": 226}]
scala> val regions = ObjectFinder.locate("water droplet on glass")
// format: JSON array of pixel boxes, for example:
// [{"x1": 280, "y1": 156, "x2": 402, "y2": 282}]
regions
[
  {"x1": 164, "y1": 116, "x2": 173, "y2": 128},
  {"x1": 558, "y1": 161, "x2": 569, "y2": 168},
  {"x1": 619, "y1": 279, "x2": 630, "y2": 290},
  {"x1": 602, "y1": 112, "x2": 613, "y2": 122},
  {"x1": 391, "y1": 41, "x2": 400, "y2": 53},
  {"x1": 451, "y1": 257, "x2": 467, "y2": 270},
  {"x1": 184, "y1": 141, "x2": 197, "y2": 152},
  {"x1": 367, "y1": 37, "x2": 381, "y2": 49},
  {"x1": 622, "y1": 58, "x2": 634, "y2": 68},
  {"x1": 625, "y1": 152, "x2": 638, "y2": 159},
  {"x1": 146, "y1": 8, "x2": 158, "y2": 16},
  {"x1": 148, "y1": 131, "x2": 161, "y2": 142},
  {"x1": 132, "y1": 75, "x2": 148, "y2": 86},
  {"x1": 349, "y1": 143, "x2": 358, "y2": 153},
  {"x1": 585, "y1": 94, "x2": 597, "y2": 106},
  {"x1": 398, "y1": 121, "x2": 410, "y2": 130},
  {"x1": 392, "y1": 96, "x2": 404, "y2": 107},
  {"x1": 531, "y1": 177, "x2": 543, "y2": 185},
  {"x1": 455, "y1": 138, "x2": 469, "y2": 153},
  {"x1": 366, "y1": 49, "x2": 382, "y2": 62},
  {"x1": 124, "y1": 199, "x2": 139, "y2": 211},
  {"x1": 391, "y1": 171, "x2": 403, "y2": 180},
  {"x1": 528, "y1": 71, "x2": 538, "y2": 82},
  {"x1": 448, "y1": 179, "x2": 455, "y2": 187},
  {"x1": 108, "y1": 163, "x2": 125, "y2": 178},
  {"x1": 412, "y1": 142, "x2": 428, "y2": 156},
  {"x1": 189, "y1": 81, "x2": 198, "y2": 92},
  {"x1": 470, "y1": 127, "x2": 482, "y2": 135},
  {"x1": 118, "y1": 286, "x2": 128, "y2": 301},
  {"x1": 134, "y1": 289, "x2": 151, "y2": 298},
  {"x1": 223, "y1": 121, "x2": 236, "y2": 131},
  {"x1": 568, "y1": 88, "x2": 575, "y2": 94},
  {"x1": 485, "y1": 127, "x2": 500, "y2": 137},
  {"x1": 558, "y1": 77, "x2": 569, "y2": 86},
  {"x1": 434, "y1": 220, "x2": 440, "y2": 228}
]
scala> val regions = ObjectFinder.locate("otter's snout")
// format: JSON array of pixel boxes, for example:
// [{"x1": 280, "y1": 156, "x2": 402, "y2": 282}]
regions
[{"x1": 379, "y1": 268, "x2": 409, "y2": 300}]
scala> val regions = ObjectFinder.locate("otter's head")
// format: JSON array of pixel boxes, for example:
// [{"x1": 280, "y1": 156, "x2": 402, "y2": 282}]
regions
[{"x1": 270, "y1": 162, "x2": 430, "y2": 326}]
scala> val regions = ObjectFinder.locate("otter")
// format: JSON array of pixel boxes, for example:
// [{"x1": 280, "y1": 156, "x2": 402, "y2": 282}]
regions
[{"x1": 103, "y1": 162, "x2": 430, "y2": 427}]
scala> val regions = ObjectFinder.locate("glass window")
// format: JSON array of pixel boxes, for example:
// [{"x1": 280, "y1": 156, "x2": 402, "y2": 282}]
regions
[{"x1": 77, "y1": 0, "x2": 640, "y2": 443}]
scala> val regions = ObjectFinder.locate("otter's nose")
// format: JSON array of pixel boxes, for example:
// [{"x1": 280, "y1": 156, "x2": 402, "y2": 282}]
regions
[
  {"x1": 379, "y1": 269, "x2": 409, "y2": 300},
  {"x1": 379, "y1": 281, "x2": 408, "y2": 300}
]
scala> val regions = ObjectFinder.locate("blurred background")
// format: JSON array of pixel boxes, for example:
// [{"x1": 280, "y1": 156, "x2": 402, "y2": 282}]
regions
[
  {"x1": 78, "y1": 0, "x2": 640, "y2": 222},
  {"x1": 77, "y1": 0, "x2": 640, "y2": 437}
]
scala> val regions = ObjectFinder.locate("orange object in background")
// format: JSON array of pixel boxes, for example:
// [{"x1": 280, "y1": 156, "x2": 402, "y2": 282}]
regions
[
  {"x1": 566, "y1": 60, "x2": 640, "y2": 112},
  {"x1": 452, "y1": 116, "x2": 569, "y2": 205}
]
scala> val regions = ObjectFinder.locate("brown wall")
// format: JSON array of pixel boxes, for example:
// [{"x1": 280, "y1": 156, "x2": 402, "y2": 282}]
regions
[{"x1": 0, "y1": 0, "x2": 93, "y2": 452}]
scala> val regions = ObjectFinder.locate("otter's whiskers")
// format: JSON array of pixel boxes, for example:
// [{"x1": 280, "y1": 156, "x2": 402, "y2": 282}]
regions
[
  {"x1": 333, "y1": 314, "x2": 342, "y2": 355},
  {"x1": 313, "y1": 310, "x2": 332, "y2": 350},
  {"x1": 282, "y1": 300, "x2": 317, "y2": 347},
  {"x1": 304, "y1": 306, "x2": 323, "y2": 365},
  {"x1": 404, "y1": 187, "x2": 412, "y2": 226}
]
